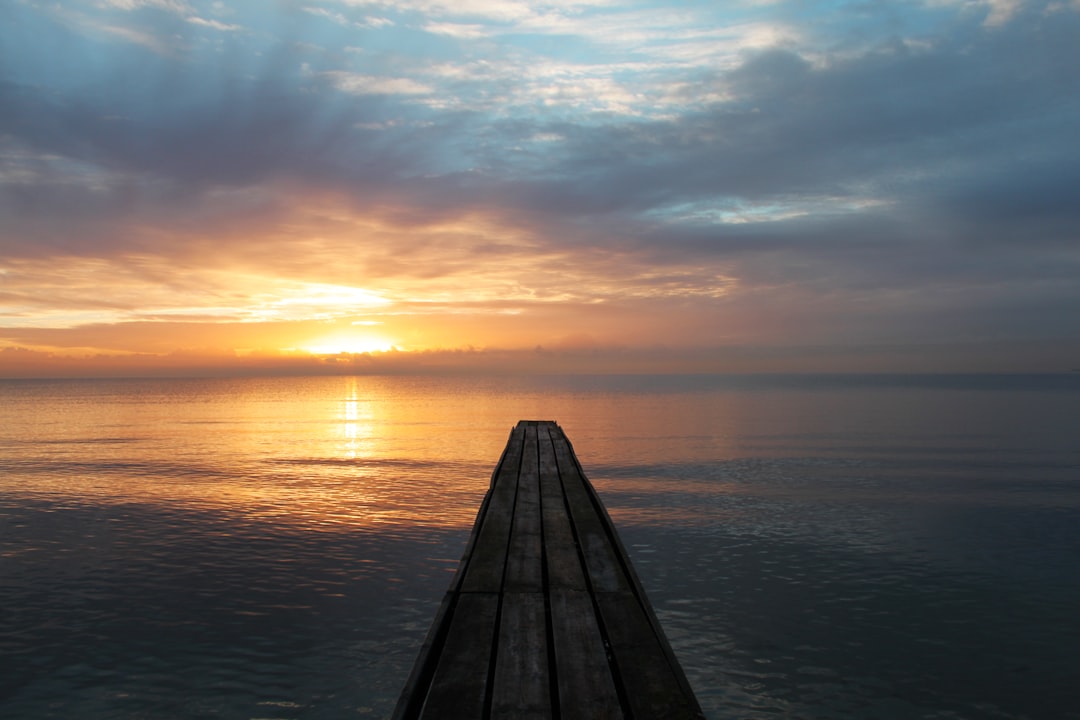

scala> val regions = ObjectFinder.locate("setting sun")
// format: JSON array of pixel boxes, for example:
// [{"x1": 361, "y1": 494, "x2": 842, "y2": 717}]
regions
[{"x1": 302, "y1": 334, "x2": 396, "y2": 355}]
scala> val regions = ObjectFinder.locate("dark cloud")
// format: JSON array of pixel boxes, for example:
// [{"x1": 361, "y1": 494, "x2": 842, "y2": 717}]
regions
[{"x1": 528, "y1": 14, "x2": 1079, "y2": 215}]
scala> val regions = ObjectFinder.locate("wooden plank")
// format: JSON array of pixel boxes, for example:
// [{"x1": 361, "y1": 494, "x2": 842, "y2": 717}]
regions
[
  {"x1": 462, "y1": 424, "x2": 525, "y2": 593},
  {"x1": 551, "y1": 431, "x2": 629, "y2": 593},
  {"x1": 556, "y1": 424, "x2": 704, "y2": 717},
  {"x1": 538, "y1": 425, "x2": 588, "y2": 591},
  {"x1": 397, "y1": 420, "x2": 704, "y2": 720},
  {"x1": 492, "y1": 592, "x2": 551, "y2": 719},
  {"x1": 504, "y1": 424, "x2": 543, "y2": 592},
  {"x1": 596, "y1": 592, "x2": 705, "y2": 720},
  {"x1": 420, "y1": 592, "x2": 500, "y2": 718},
  {"x1": 550, "y1": 589, "x2": 624, "y2": 720}
]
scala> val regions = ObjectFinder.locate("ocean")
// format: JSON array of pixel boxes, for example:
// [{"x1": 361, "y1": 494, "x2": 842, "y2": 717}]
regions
[{"x1": 1, "y1": 374, "x2": 1078, "y2": 719}]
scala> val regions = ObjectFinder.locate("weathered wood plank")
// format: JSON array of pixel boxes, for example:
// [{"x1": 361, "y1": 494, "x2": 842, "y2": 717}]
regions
[
  {"x1": 420, "y1": 592, "x2": 499, "y2": 718},
  {"x1": 538, "y1": 424, "x2": 587, "y2": 591},
  {"x1": 596, "y1": 592, "x2": 704, "y2": 720},
  {"x1": 504, "y1": 424, "x2": 543, "y2": 592},
  {"x1": 462, "y1": 424, "x2": 525, "y2": 593},
  {"x1": 551, "y1": 431, "x2": 629, "y2": 593},
  {"x1": 556, "y1": 426, "x2": 705, "y2": 719},
  {"x1": 396, "y1": 420, "x2": 704, "y2": 720},
  {"x1": 492, "y1": 592, "x2": 551, "y2": 719},
  {"x1": 550, "y1": 589, "x2": 624, "y2": 720}
]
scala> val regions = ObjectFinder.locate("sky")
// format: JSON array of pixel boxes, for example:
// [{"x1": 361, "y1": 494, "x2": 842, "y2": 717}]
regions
[{"x1": 1, "y1": 0, "x2": 1078, "y2": 376}]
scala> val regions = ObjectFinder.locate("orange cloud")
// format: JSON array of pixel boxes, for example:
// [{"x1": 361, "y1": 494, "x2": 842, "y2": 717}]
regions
[{"x1": 2, "y1": 185, "x2": 754, "y2": 366}]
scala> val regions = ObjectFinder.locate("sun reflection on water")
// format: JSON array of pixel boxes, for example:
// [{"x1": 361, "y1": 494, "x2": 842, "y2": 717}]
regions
[
  {"x1": 339, "y1": 377, "x2": 368, "y2": 458},
  {"x1": 0, "y1": 376, "x2": 502, "y2": 533}
]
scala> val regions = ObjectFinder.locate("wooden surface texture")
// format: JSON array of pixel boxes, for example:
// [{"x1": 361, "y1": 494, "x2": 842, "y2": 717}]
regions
[{"x1": 393, "y1": 420, "x2": 704, "y2": 720}]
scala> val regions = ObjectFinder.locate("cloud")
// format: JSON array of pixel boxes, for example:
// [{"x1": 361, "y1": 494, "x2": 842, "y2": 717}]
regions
[
  {"x1": 2, "y1": 0, "x2": 1079, "y2": 373},
  {"x1": 98, "y1": 0, "x2": 193, "y2": 12},
  {"x1": 322, "y1": 71, "x2": 433, "y2": 95},
  {"x1": 93, "y1": 19, "x2": 179, "y2": 54},
  {"x1": 302, "y1": 6, "x2": 353, "y2": 26},
  {"x1": 185, "y1": 16, "x2": 242, "y2": 32},
  {"x1": 983, "y1": 0, "x2": 1025, "y2": 25},
  {"x1": 422, "y1": 21, "x2": 490, "y2": 38}
]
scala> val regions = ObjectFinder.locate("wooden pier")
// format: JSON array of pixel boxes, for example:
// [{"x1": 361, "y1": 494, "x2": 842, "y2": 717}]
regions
[{"x1": 393, "y1": 420, "x2": 704, "y2": 720}]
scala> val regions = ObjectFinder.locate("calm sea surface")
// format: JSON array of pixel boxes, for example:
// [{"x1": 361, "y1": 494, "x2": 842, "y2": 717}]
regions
[{"x1": 2, "y1": 374, "x2": 1079, "y2": 719}]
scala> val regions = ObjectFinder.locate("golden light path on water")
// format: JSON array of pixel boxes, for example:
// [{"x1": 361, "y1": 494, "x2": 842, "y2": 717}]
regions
[
  {"x1": 0, "y1": 375, "x2": 762, "y2": 540},
  {"x1": 14, "y1": 373, "x2": 1072, "y2": 540},
  {"x1": 2, "y1": 377, "x2": 498, "y2": 533}
]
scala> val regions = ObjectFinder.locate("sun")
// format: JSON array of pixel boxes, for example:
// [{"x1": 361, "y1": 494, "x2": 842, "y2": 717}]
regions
[{"x1": 303, "y1": 334, "x2": 395, "y2": 355}]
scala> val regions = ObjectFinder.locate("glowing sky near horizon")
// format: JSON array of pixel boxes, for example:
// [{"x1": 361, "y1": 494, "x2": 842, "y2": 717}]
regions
[{"x1": 1, "y1": 0, "x2": 1079, "y2": 374}]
